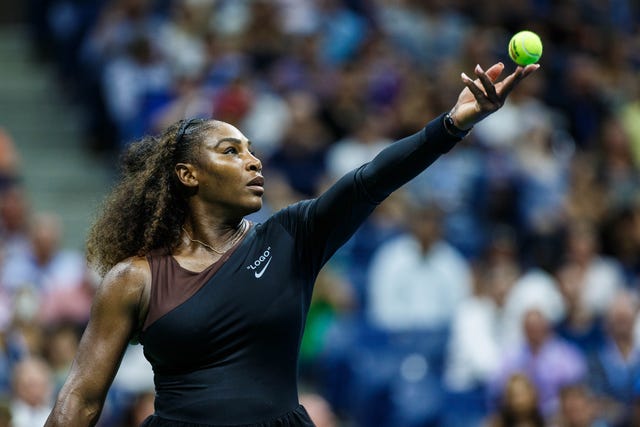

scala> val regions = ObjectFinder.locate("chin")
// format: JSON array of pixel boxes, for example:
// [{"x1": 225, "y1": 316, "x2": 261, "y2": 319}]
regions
[{"x1": 244, "y1": 200, "x2": 263, "y2": 215}]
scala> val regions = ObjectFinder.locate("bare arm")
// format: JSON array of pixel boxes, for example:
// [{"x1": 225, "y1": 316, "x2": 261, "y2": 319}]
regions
[{"x1": 45, "y1": 258, "x2": 150, "y2": 427}]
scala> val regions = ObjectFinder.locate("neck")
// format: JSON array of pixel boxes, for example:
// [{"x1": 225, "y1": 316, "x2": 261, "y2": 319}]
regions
[
  {"x1": 187, "y1": 216, "x2": 244, "y2": 235},
  {"x1": 182, "y1": 218, "x2": 248, "y2": 255},
  {"x1": 186, "y1": 199, "x2": 248, "y2": 233}
]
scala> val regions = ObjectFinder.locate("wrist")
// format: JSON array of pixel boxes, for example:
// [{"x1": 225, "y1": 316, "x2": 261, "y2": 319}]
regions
[{"x1": 443, "y1": 111, "x2": 471, "y2": 138}]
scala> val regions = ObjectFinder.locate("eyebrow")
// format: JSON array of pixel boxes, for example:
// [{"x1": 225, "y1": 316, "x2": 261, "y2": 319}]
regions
[{"x1": 215, "y1": 137, "x2": 252, "y2": 147}]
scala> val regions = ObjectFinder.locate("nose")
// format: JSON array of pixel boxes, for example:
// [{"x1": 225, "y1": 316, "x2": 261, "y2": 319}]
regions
[{"x1": 247, "y1": 151, "x2": 262, "y2": 172}]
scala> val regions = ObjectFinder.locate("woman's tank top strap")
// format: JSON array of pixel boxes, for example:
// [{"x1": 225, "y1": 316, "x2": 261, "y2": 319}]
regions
[{"x1": 140, "y1": 404, "x2": 316, "y2": 427}]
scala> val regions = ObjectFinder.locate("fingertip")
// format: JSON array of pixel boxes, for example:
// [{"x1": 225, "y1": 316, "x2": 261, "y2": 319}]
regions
[
  {"x1": 461, "y1": 72, "x2": 471, "y2": 81},
  {"x1": 522, "y1": 64, "x2": 540, "y2": 76}
]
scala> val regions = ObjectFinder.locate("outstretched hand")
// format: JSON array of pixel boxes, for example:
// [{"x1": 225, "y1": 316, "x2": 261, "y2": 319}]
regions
[{"x1": 449, "y1": 62, "x2": 540, "y2": 130}]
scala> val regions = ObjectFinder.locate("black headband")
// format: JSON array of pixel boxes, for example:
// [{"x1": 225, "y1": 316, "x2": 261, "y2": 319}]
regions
[{"x1": 175, "y1": 118, "x2": 198, "y2": 145}]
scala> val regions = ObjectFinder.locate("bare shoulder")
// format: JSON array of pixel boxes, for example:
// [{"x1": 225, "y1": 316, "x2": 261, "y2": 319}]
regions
[
  {"x1": 104, "y1": 256, "x2": 151, "y2": 284},
  {"x1": 96, "y1": 256, "x2": 151, "y2": 308}
]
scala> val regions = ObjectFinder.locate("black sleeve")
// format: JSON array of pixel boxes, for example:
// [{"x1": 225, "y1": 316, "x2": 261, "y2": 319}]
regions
[
  {"x1": 355, "y1": 112, "x2": 461, "y2": 203},
  {"x1": 283, "y1": 113, "x2": 462, "y2": 273}
]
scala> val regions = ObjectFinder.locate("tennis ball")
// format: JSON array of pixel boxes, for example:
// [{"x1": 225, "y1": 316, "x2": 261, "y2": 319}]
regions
[{"x1": 508, "y1": 31, "x2": 543, "y2": 66}]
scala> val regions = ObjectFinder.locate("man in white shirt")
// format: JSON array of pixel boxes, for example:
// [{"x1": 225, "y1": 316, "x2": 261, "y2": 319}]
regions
[{"x1": 367, "y1": 201, "x2": 471, "y2": 331}]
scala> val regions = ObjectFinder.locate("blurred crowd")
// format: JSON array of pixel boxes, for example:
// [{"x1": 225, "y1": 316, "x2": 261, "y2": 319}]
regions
[{"x1": 1, "y1": 0, "x2": 640, "y2": 426}]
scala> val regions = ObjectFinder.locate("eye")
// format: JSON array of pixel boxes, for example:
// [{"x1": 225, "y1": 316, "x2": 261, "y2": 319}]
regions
[{"x1": 223, "y1": 147, "x2": 238, "y2": 155}]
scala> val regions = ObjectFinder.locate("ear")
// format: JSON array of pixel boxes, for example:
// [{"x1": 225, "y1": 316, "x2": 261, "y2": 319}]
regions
[{"x1": 175, "y1": 163, "x2": 198, "y2": 187}]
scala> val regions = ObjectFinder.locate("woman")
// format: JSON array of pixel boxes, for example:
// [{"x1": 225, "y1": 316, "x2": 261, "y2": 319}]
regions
[
  {"x1": 45, "y1": 62, "x2": 538, "y2": 427},
  {"x1": 485, "y1": 373, "x2": 546, "y2": 427}
]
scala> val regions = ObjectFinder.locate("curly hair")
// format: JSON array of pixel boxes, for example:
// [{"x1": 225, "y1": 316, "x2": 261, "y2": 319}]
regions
[{"x1": 86, "y1": 118, "x2": 218, "y2": 276}]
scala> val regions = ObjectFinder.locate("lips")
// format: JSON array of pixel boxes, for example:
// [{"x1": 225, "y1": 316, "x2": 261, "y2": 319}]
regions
[
  {"x1": 247, "y1": 176, "x2": 264, "y2": 187},
  {"x1": 247, "y1": 176, "x2": 264, "y2": 197}
]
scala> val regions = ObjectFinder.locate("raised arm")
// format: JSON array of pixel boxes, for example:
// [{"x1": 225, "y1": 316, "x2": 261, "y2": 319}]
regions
[
  {"x1": 358, "y1": 62, "x2": 540, "y2": 201},
  {"x1": 45, "y1": 258, "x2": 150, "y2": 427},
  {"x1": 299, "y1": 62, "x2": 539, "y2": 264}
]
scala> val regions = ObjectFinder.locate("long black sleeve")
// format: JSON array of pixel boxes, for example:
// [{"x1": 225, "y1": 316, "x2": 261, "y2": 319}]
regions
[
  {"x1": 312, "y1": 112, "x2": 461, "y2": 226},
  {"x1": 356, "y1": 112, "x2": 461, "y2": 203},
  {"x1": 276, "y1": 113, "x2": 463, "y2": 274}
]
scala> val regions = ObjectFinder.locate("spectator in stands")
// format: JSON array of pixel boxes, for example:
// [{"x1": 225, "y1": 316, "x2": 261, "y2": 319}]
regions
[
  {"x1": 501, "y1": 257, "x2": 565, "y2": 348},
  {"x1": 554, "y1": 262, "x2": 606, "y2": 358},
  {"x1": 37, "y1": 268, "x2": 97, "y2": 328},
  {"x1": 0, "y1": 327, "x2": 27, "y2": 398},
  {"x1": 618, "y1": 80, "x2": 640, "y2": 167},
  {"x1": 563, "y1": 219, "x2": 627, "y2": 316},
  {"x1": 601, "y1": 195, "x2": 640, "y2": 287},
  {"x1": 550, "y1": 383, "x2": 607, "y2": 427},
  {"x1": 1, "y1": 212, "x2": 88, "y2": 300},
  {"x1": 265, "y1": 91, "x2": 331, "y2": 198},
  {"x1": 325, "y1": 111, "x2": 393, "y2": 181},
  {"x1": 10, "y1": 356, "x2": 54, "y2": 427},
  {"x1": 42, "y1": 324, "x2": 81, "y2": 396},
  {"x1": 588, "y1": 290, "x2": 640, "y2": 427},
  {"x1": 596, "y1": 116, "x2": 640, "y2": 211},
  {"x1": 102, "y1": 35, "x2": 173, "y2": 147},
  {"x1": 404, "y1": 134, "x2": 487, "y2": 258},
  {"x1": 77, "y1": 0, "x2": 164, "y2": 153},
  {"x1": 513, "y1": 113, "x2": 572, "y2": 243},
  {"x1": 489, "y1": 308, "x2": 587, "y2": 419},
  {"x1": 0, "y1": 185, "x2": 31, "y2": 259},
  {"x1": 444, "y1": 261, "x2": 520, "y2": 426},
  {"x1": 563, "y1": 153, "x2": 608, "y2": 228},
  {"x1": 333, "y1": 198, "x2": 473, "y2": 427},
  {"x1": 367, "y1": 200, "x2": 472, "y2": 332},
  {"x1": 485, "y1": 373, "x2": 545, "y2": 427},
  {"x1": 331, "y1": 191, "x2": 406, "y2": 311},
  {"x1": 550, "y1": 55, "x2": 609, "y2": 150}
]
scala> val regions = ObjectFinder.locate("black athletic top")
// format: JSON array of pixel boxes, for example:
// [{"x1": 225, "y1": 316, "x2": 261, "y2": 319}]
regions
[{"x1": 137, "y1": 114, "x2": 461, "y2": 426}]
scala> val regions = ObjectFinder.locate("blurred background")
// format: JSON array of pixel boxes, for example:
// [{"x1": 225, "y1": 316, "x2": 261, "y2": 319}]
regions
[{"x1": 1, "y1": 0, "x2": 640, "y2": 426}]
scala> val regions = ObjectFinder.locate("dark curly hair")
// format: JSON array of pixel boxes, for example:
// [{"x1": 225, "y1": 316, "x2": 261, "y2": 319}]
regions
[{"x1": 86, "y1": 118, "x2": 219, "y2": 276}]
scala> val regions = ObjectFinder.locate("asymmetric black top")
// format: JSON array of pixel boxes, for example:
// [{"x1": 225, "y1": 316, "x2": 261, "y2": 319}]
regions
[{"x1": 137, "y1": 114, "x2": 461, "y2": 426}]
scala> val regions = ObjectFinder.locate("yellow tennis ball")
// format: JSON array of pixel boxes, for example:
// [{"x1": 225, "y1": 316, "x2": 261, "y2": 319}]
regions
[{"x1": 508, "y1": 30, "x2": 543, "y2": 66}]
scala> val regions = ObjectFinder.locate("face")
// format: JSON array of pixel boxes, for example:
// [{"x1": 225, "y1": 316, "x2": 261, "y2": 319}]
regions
[
  {"x1": 407, "y1": 205, "x2": 442, "y2": 249},
  {"x1": 607, "y1": 295, "x2": 636, "y2": 341},
  {"x1": 14, "y1": 358, "x2": 52, "y2": 406},
  {"x1": 560, "y1": 387, "x2": 594, "y2": 426},
  {"x1": 486, "y1": 264, "x2": 517, "y2": 306},
  {"x1": 523, "y1": 309, "x2": 550, "y2": 350},
  {"x1": 178, "y1": 122, "x2": 263, "y2": 217},
  {"x1": 30, "y1": 213, "x2": 62, "y2": 264},
  {"x1": 505, "y1": 375, "x2": 538, "y2": 414}
]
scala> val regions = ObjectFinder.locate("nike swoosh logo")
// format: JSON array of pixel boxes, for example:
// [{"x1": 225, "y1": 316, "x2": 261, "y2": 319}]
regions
[{"x1": 254, "y1": 257, "x2": 272, "y2": 278}]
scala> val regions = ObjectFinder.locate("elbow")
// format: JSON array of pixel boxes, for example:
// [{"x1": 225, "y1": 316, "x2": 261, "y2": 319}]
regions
[{"x1": 45, "y1": 393, "x2": 103, "y2": 427}]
